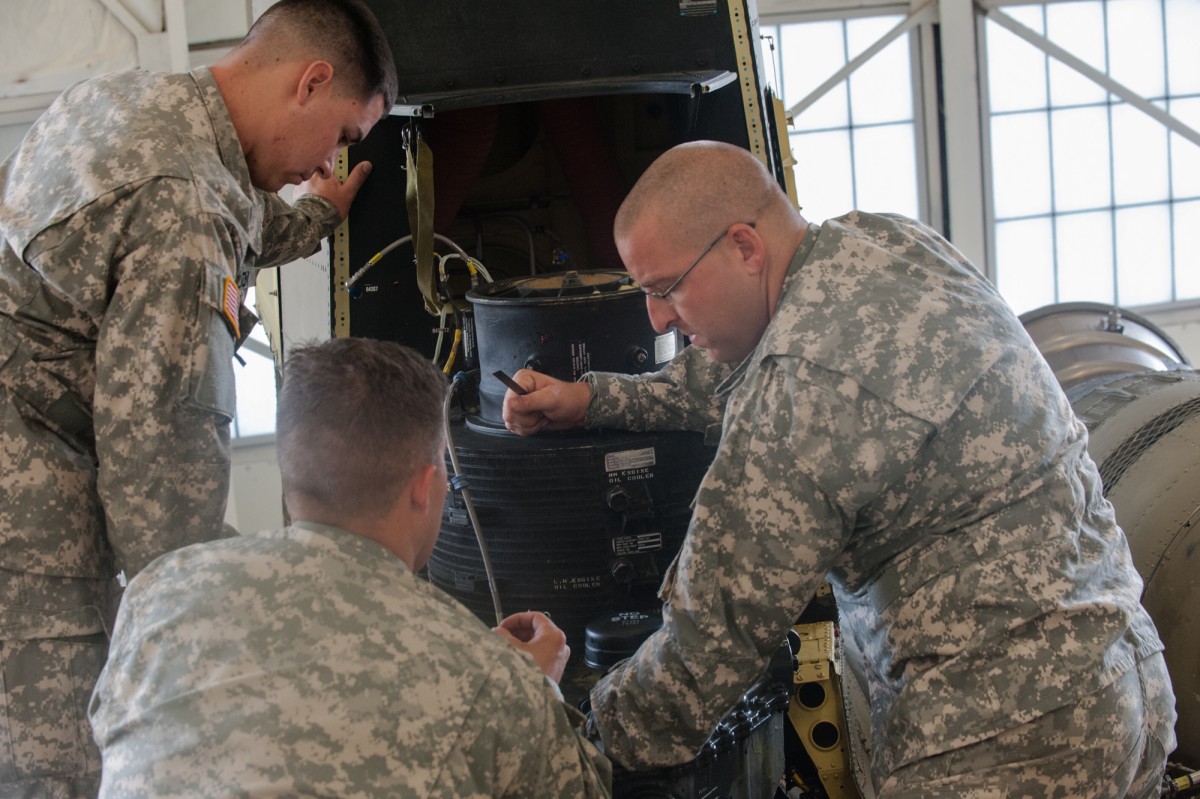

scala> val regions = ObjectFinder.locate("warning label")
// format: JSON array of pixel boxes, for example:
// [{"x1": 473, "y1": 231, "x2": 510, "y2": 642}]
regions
[
  {"x1": 654, "y1": 332, "x2": 678, "y2": 364},
  {"x1": 613, "y1": 532, "x2": 664, "y2": 556},
  {"x1": 605, "y1": 447, "x2": 656, "y2": 473},
  {"x1": 570, "y1": 341, "x2": 591, "y2": 381}
]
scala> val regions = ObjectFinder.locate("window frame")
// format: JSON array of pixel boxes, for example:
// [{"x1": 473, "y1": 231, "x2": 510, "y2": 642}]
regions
[
  {"x1": 759, "y1": 2, "x2": 941, "y2": 228},
  {"x1": 759, "y1": 0, "x2": 1200, "y2": 316},
  {"x1": 978, "y1": 0, "x2": 1200, "y2": 312}
]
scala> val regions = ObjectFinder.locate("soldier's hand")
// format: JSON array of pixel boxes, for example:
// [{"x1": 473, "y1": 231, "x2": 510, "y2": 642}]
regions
[
  {"x1": 501, "y1": 370, "x2": 590, "y2": 436},
  {"x1": 297, "y1": 160, "x2": 373, "y2": 220},
  {"x1": 494, "y1": 611, "x2": 571, "y2": 683}
]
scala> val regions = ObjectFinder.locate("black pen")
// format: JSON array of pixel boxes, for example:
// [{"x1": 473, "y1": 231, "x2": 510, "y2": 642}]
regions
[{"x1": 493, "y1": 370, "x2": 528, "y2": 396}]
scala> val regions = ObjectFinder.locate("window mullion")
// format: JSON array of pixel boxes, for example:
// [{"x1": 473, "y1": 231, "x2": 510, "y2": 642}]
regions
[
  {"x1": 938, "y1": 0, "x2": 990, "y2": 272},
  {"x1": 983, "y1": 2, "x2": 1200, "y2": 148},
  {"x1": 783, "y1": 0, "x2": 935, "y2": 119},
  {"x1": 915, "y1": 18, "x2": 941, "y2": 228}
]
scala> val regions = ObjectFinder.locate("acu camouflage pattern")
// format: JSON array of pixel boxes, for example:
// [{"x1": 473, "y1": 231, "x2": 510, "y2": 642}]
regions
[
  {"x1": 879, "y1": 652, "x2": 1175, "y2": 798},
  {"x1": 0, "y1": 633, "x2": 107, "y2": 799},
  {"x1": 0, "y1": 66, "x2": 339, "y2": 588},
  {"x1": 583, "y1": 212, "x2": 1171, "y2": 788},
  {"x1": 0, "y1": 67, "x2": 339, "y2": 794},
  {"x1": 89, "y1": 522, "x2": 613, "y2": 799}
]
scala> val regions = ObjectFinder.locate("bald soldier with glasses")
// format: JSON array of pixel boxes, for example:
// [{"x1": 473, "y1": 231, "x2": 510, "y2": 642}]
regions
[{"x1": 502, "y1": 140, "x2": 1176, "y2": 799}]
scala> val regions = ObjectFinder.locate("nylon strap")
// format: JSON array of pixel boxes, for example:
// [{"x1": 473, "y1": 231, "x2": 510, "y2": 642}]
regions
[{"x1": 405, "y1": 128, "x2": 440, "y2": 315}]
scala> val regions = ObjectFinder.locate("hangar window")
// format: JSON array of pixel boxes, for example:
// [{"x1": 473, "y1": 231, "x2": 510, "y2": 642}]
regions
[
  {"x1": 759, "y1": 11, "x2": 926, "y2": 224},
  {"x1": 983, "y1": 0, "x2": 1200, "y2": 315},
  {"x1": 761, "y1": 0, "x2": 1200, "y2": 335}
]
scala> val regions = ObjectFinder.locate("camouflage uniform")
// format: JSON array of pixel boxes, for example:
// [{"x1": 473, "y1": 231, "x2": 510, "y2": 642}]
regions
[
  {"x1": 582, "y1": 212, "x2": 1175, "y2": 794},
  {"x1": 0, "y1": 67, "x2": 339, "y2": 796},
  {"x1": 89, "y1": 522, "x2": 613, "y2": 798}
]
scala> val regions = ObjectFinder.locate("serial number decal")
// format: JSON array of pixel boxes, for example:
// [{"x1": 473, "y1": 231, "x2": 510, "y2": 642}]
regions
[{"x1": 604, "y1": 447, "x2": 656, "y2": 473}]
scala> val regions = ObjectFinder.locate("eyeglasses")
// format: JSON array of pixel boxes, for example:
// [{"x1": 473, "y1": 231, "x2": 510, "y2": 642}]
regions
[{"x1": 641, "y1": 222, "x2": 754, "y2": 301}]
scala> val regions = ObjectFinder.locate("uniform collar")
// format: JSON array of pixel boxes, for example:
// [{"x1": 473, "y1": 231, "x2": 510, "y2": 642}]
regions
[
  {"x1": 284, "y1": 520, "x2": 412, "y2": 574},
  {"x1": 189, "y1": 66, "x2": 265, "y2": 254}
]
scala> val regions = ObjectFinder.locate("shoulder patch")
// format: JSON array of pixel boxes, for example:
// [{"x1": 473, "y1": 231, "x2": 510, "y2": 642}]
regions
[{"x1": 221, "y1": 276, "x2": 241, "y2": 340}]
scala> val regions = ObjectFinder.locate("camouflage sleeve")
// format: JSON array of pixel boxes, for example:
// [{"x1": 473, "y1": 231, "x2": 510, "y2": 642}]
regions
[
  {"x1": 254, "y1": 193, "x2": 340, "y2": 269},
  {"x1": 92, "y1": 213, "x2": 244, "y2": 578},
  {"x1": 584, "y1": 344, "x2": 732, "y2": 432},
  {"x1": 447, "y1": 657, "x2": 612, "y2": 797},
  {"x1": 588, "y1": 356, "x2": 932, "y2": 768}
]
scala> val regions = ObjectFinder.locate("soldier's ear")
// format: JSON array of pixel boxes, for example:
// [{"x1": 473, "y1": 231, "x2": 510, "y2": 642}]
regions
[
  {"x1": 295, "y1": 61, "x2": 334, "y2": 106},
  {"x1": 408, "y1": 464, "x2": 440, "y2": 514},
  {"x1": 730, "y1": 222, "x2": 765, "y2": 276}
]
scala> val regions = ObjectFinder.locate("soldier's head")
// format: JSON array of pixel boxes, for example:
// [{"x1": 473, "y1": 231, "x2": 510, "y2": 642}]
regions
[
  {"x1": 213, "y1": 0, "x2": 397, "y2": 191},
  {"x1": 276, "y1": 338, "x2": 448, "y2": 568},
  {"x1": 615, "y1": 140, "x2": 807, "y2": 364}
]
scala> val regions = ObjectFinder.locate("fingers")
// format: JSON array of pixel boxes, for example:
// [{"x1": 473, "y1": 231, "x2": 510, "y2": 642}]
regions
[
  {"x1": 492, "y1": 626, "x2": 519, "y2": 645},
  {"x1": 501, "y1": 372, "x2": 557, "y2": 436},
  {"x1": 494, "y1": 611, "x2": 571, "y2": 682},
  {"x1": 510, "y1": 368, "x2": 541, "y2": 394},
  {"x1": 296, "y1": 162, "x2": 374, "y2": 220},
  {"x1": 498, "y1": 610, "x2": 553, "y2": 643},
  {"x1": 502, "y1": 394, "x2": 550, "y2": 436},
  {"x1": 501, "y1": 371, "x2": 589, "y2": 436},
  {"x1": 342, "y1": 160, "x2": 373, "y2": 197},
  {"x1": 496, "y1": 613, "x2": 534, "y2": 642}
]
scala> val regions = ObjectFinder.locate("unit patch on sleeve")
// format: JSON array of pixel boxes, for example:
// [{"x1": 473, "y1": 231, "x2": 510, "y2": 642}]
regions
[{"x1": 221, "y1": 275, "x2": 241, "y2": 340}]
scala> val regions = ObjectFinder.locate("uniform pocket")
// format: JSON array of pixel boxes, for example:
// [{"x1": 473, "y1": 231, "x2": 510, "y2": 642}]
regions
[
  {"x1": 0, "y1": 636, "x2": 105, "y2": 782},
  {"x1": 186, "y1": 261, "x2": 238, "y2": 420}
]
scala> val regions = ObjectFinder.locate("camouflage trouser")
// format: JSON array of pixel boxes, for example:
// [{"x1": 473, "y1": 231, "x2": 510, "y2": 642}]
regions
[
  {"x1": 0, "y1": 568, "x2": 113, "y2": 799},
  {"x1": 879, "y1": 652, "x2": 1177, "y2": 799},
  {"x1": 0, "y1": 635, "x2": 106, "y2": 799}
]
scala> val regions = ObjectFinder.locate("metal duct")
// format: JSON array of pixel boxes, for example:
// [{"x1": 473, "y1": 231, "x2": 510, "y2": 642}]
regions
[{"x1": 1018, "y1": 301, "x2": 1190, "y2": 389}]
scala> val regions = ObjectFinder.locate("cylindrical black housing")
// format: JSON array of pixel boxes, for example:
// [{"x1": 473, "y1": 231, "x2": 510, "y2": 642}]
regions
[
  {"x1": 467, "y1": 270, "x2": 680, "y2": 425},
  {"x1": 433, "y1": 423, "x2": 712, "y2": 650},
  {"x1": 584, "y1": 610, "x2": 664, "y2": 671}
]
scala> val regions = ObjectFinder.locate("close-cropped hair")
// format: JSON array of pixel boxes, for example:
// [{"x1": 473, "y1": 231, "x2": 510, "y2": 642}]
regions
[
  {"x1": 276, "y1": 337, "x2": 447, "y2": 519},
  {"x1": 615, "y1": 140, "x2": 785, "y2": 249},
  {"x1": 247, "y1": 0, "x2": 399, "y2": 109}
]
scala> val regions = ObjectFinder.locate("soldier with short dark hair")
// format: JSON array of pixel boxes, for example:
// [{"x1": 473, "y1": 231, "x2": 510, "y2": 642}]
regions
[
  {"x1": 0, "y1": 1, "x2": 396, "y2": 794},
  {"x1": 503, "y1": 140, "x2": 1177, "y2": 798},
  {"x1": 89, "y1": 338, "x2": 612, "y2": 798}
]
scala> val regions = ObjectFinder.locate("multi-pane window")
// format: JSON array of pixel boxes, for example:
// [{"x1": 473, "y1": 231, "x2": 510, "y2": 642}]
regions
[
  {"x1": 985, "y1": 0, "x2": 1200, "y2": 315},
  {"x1": 759, "y1": 15, "x2": 923, "y2": 224},
  {"x1": 761, "y1": 0, "x2": 1199, "y2": 326}
]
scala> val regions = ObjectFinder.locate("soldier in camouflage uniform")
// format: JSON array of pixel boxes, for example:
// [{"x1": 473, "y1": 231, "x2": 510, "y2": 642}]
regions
[
  {"x1": 503, "y1": 141, "x2": 1176, "y2": 797},
  {"x1": 88, "y1": 338, "x2": 613, "y2": 798},
  {"x1": 0, "y1": 2, "x2": 397, "y2": 795}
]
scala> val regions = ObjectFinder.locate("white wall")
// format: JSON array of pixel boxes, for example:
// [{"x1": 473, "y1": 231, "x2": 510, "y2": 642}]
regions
[
  {"x1": 1147, "y1": 308, "x2": 1200, "y2": 367},
  {"x1": 0, "y1": 0, "x2": 248, "y2": 132},
  {"x1": 0, "y1": 128, "x2": 28, "y2": 159},
  {"x1": 224, "y1": 441, "x2": 286, "y2": 532}
]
